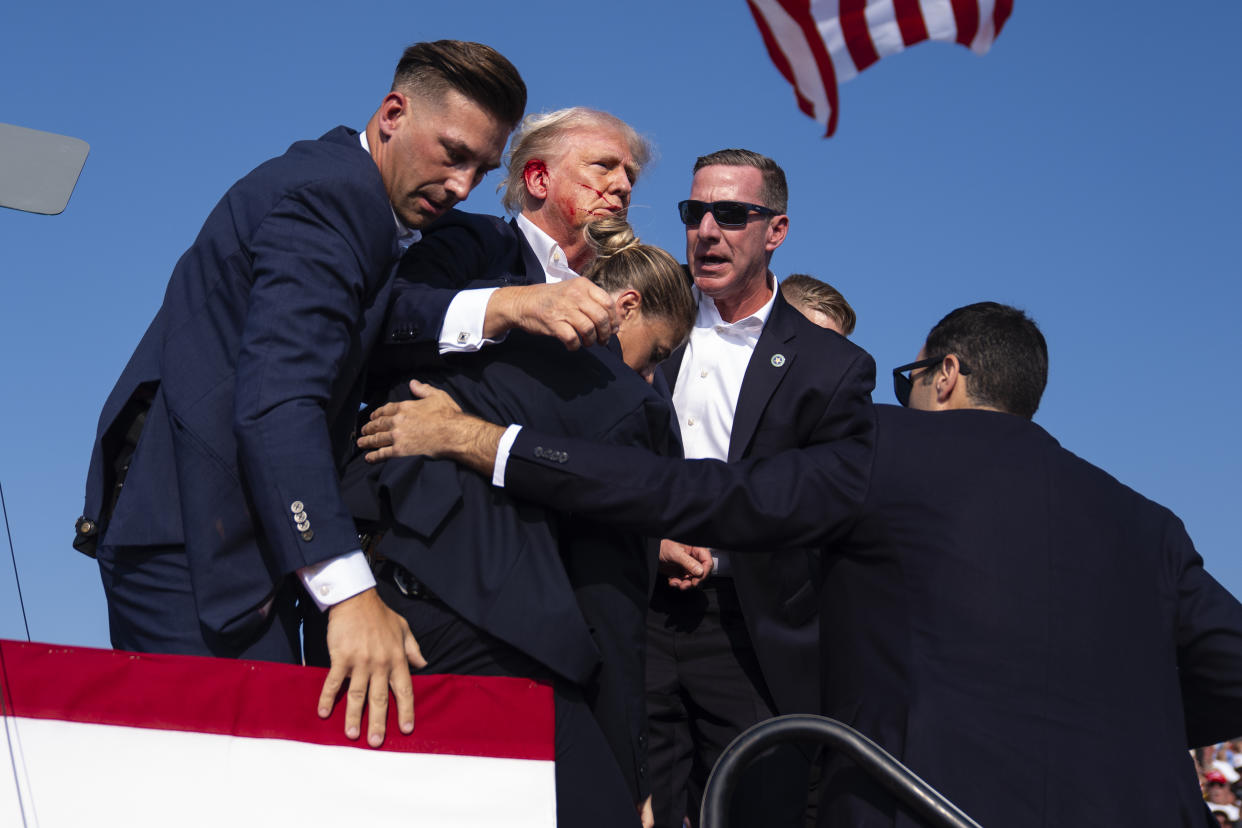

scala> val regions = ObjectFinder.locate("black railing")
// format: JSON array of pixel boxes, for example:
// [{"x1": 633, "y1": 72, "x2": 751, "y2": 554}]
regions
[{"x1": 700, "y1": 714, "x2": 983, "y2": 828}]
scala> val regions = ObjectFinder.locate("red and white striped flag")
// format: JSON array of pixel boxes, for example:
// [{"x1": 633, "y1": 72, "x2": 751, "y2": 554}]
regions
[
  {"x1": 747, "y1": 0, "x2": 1015, "y2": 135},
  {"x1": 1, "y1": 640, "x2": 556, "y2": 827}
]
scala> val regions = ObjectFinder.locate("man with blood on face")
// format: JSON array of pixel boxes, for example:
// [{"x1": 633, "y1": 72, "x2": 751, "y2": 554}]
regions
[
  {"x1": 344, "y1": 110, "x2": 666, "y2": 828},
  {"x1": 645, "y1": 149, "x2": 876, "y2": 828},
  {"x1": 375, "y1": 107, "x2": 651, "y2": 365}
]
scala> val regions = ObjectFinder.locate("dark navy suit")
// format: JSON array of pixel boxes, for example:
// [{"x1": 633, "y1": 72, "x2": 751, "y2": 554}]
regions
[
  {"x1": 649, "y1": 289, "x2": 875, "y2": 827},
  {"x1": 502, "y1": 404, "x2": 1242, "y2": 826},
  {"x1": 349, "y1": 212, "x2": 674, "y2": 824},
  {"x1": 77, "y1": 126, "x2": 402, "y2": 658}
]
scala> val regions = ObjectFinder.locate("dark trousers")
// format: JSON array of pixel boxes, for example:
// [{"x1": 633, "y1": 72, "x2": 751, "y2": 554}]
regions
[
  {"x1": 646, "y1": 578, "x2": 813, "y2": 828},
  {"x1": 96, "y1": 542, "x2": 300, "y2": 662},
  {"x1": 308, "y1": 570, "x2": 641, "y2": 828}
]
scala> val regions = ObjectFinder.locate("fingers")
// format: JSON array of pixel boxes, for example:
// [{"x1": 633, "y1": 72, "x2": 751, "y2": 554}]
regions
[
  {"x1": 405, "y1": 629, "x2": 427, "y2": 670},
  {"x1": 344, "y1": 666, "x2": 368, "y2": 741},
  {"x1": 365, "y1": 667, "x2": 390, "y2": 747},
  {"x1": 318, "y1": 666, "x2": 346, "y2": 720},
  {"x1": 391, "y1": 663, "x2": 416, "y2": 736}
]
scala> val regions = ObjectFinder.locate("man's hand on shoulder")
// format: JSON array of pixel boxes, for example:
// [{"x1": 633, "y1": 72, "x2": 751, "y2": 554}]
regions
[
  {"x1": 658, "y1": 539, "x2": 712, "y2": 590},
  {"x1": 483, "y1": 279, "x2": 619, "y2": 350},
  {"x1": 358, "y1": 380, "x2": 505, "y2": 478},
  {"x1": 317, "y1": 587, "x2": 425, "y2": 747}
]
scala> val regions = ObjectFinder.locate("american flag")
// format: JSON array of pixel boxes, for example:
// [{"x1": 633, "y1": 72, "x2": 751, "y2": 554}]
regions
[
  {"x1": 2, "y1": 640, "x2": 557, "y2": 827},
  {"x1": 747, "y1": 0, "x2": 1015, "y2": 135}
]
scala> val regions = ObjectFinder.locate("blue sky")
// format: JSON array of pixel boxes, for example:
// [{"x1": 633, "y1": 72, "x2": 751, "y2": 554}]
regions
[{"x1": 2, "y1": 1, "x2": 1239, "y2": 648}]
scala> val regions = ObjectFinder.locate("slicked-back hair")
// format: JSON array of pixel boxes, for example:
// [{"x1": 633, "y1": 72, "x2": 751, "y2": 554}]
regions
[
  {"x1": 922, "y1": 302, "x2": 1048, "y2": 420},
  {"x1": 581, "y1": 216, "x2": 695, "y2": 342},
  {"x1": 692, "y1": 148, "x2": 788, "y2": 214},
  {"x1": 392, "y1": 40, "x2": 526, "y2": 129},
  {"x1": 781, "y1": 273, "x2": 857, "y2": 335},
  {"x1": 499, "y1": 107, "x2": 652, "y2": 215}
]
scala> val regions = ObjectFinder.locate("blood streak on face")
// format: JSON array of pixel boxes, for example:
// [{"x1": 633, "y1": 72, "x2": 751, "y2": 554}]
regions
[{"x1": 539, "y1": 125, "x2": 637, "y2": 239}]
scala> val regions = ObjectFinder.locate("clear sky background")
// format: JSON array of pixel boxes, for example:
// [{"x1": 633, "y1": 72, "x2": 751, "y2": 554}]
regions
[{"x1": 2, "y1": 1, "x2": 1239, "y2": 648}]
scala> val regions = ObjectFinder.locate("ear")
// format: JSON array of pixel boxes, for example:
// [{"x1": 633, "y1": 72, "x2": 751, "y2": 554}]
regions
[
  {"x1": 936, "y1": 354, "x2": 963, "y2": 406},
  {"x1": 764, "y1": 213, "x2": 789, "y2": 253},
  {"x1": 614, "y1": 289, "x2": 642, "y2": 321},
  {"x1": 523, "y1": 159, "x2": 550, "y2": 201},
  {"x1": 376, "y1": 91, "x2": 408, "y2": 139}
]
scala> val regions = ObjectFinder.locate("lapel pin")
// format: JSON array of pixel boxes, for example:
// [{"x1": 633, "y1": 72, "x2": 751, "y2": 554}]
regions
[{"x1": 770, "y1": 354, "x2": 786, "y2": 367}]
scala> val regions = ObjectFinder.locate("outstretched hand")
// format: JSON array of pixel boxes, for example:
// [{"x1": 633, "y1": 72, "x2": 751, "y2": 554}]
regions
[
  {"x1": 316, "y1": 587, "x2": 426, "y2": 747},
  {"x1": 486, "y1": 279, "x2": 620, "y2": 350}
]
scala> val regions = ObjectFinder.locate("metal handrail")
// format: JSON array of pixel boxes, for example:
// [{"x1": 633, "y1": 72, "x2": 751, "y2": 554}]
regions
[{"x1": 700, "y1": 714, "x2": 984, "y2": 828}]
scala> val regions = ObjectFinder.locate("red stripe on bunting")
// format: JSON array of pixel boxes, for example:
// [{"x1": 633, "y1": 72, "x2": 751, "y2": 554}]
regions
[
  {"x1": 893, "y1": 0, "x2": 930, "y2": 46},
  {"x1": 840, "y1": 0, "x2": 881, "y2": 72},
  {"x1": 0, "y1": 640, "x2": 554, "y2": 761},
  {"x1": 994, "y1": 0, "x2": 1014, "y2": 37},
  {"x1": 746, "y1": 0, "x2": 816, "y2": 119},
  {"x1": 951, "y1": 0, "x2": 981, "y2": 46},
  {"x1": 775, "y1": 0, "x2": 842, "y2": 135}
]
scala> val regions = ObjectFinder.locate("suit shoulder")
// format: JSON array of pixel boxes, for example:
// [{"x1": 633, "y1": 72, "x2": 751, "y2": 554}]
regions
[{"x1": 238, "y1": 128, "x2": 388, "y2": 211}]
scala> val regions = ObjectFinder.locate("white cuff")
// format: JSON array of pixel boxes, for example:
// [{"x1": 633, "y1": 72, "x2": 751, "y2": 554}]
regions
[
  {"x1": 298, "y1": 549, "x2": 376, "y2": 611},
  {"x1": 492, "y1": 424, "x2": 523, "y2": 487},
  {"x1": 439, "y1": 288, "x2": 501, "y2": 354}
]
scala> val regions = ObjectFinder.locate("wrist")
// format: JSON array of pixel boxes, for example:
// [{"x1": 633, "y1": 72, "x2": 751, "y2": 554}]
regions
[{"x1": 482, "y1": 285, "x2": 525, "y2": 339}]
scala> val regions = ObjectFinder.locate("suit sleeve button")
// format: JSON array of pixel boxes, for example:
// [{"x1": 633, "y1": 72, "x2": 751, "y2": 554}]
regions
[{"x1": 301, "y1": 529, "x2": 315, "y2": 541}]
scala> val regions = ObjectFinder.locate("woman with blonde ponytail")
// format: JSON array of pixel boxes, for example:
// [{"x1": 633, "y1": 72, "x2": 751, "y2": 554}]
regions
[{"x1": 580, "y1": 216, "x2": 695, "y2": 382}]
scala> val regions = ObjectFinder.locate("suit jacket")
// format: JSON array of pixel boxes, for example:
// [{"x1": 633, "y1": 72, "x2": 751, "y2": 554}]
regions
[
  {"x1": 347, "y1": 332, "x2": 678, "y2": 801},
  {"x1": 503, "y1": 404, "x2": 1242, "y2": 826},
  {"x1": 353, "y1": 213, "x2": 673, "y2": 800},
  {"x1": 661, "y1": 289, "x2": 875, "y2": 715},
  {"x1": 78, "y1": 126, "x2": 402, "y2": 642}
]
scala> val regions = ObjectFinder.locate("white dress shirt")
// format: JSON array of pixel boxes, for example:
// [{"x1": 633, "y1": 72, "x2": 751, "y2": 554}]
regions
[
  {"x1": 670, "y1": 282, "x2": 776, "y2": 575},
  {"x1": 438, "y1": 213, "x2": 579, "y2": 353},
  {"x1": 672, "y1": 286, "x2": 777, "y2": 462}
]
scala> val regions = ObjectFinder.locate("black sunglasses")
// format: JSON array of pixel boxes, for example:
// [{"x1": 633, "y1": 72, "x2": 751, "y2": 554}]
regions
[
  {"x1": 678, "y1": 199, "x2": 777, "y2": 228},
  {"x1": 891, "y1": 355, "x2": 971, "y2": 407}
]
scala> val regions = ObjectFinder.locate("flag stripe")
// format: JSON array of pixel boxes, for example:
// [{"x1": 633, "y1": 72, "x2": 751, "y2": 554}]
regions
[
  {"x1": 893, "y1": 0, "x2": 930, "y2": 45},
  {"x1": 0, "y1": 640, "x2": 554, "y2": 761},
  {"x1": 5, "y1": 717, "x2": 556, "y2": 828},
  {"x1": 950, "y1": 0, "x2": 980, "y2": 47},
  {"x1": 919, "y1": 0, "x2": 959, "y2": 42},
  {"x1": 777, "y1": 0, "x2": 843, "y2": 134},
  {"x1": 840, "y1": 0, "x2": 881, "y2": 72},
  {"x1": 994, "y1": 0, "x2": 1014, "y2": 37},
  {"x1": 747, "y1": 0, "x2": 816, "y2": 118}
]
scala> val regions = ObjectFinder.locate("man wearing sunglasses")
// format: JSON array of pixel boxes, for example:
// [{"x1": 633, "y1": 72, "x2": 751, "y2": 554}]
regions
[
  {"x1": 367, "y1": 300, "x2": 1242, "y2": 827},
  {"x1": 643, "y1": 149, "x2": 875, "y2": 828}
]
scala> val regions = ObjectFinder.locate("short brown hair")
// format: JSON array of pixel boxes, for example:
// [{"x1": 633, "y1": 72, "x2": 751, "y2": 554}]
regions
[
  {"x1": 781, "y1": 274, "x2": 856, "y2": 335},
  {"x1": 392, "y1": 40, "x2": 526, "y2": 128},
  {"x1": 693, "y1": 148, "x2": 787, "y2": 213}
]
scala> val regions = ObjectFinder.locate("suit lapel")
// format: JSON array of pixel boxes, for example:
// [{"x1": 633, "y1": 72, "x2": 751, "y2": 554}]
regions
[
  {"x1": 511, "y1": 218, "x2": 546, "y2": 285},
  {"x1": 728, "y1": 291, "x2": 799, "y2": 462},
  {"x1": 660, "y1": 343, "x2": 688, "y2": 391}
]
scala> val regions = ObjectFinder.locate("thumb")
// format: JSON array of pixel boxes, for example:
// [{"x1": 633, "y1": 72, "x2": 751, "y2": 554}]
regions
[
  {"x1": 408, "y1": 379, "x2": 433, "y2": 399},
  {"x1": 405, "y1": 632, "x2": 427, "y2": 670}
]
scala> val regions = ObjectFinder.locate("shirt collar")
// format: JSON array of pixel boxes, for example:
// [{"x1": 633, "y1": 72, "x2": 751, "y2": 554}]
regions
[
  {"x1": 516, "y1": 213, "x2": 577, "y2": 282},
  {"x1": 693, "y1": 275, "x2": 778, "y2": 333},
  {"x1": 358, "y1": 130, "x2": 421, "y2": 250}
]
